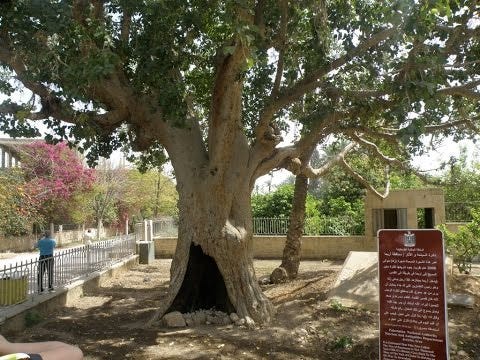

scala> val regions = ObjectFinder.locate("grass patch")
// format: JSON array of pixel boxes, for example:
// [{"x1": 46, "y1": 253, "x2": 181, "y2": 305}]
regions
[
  {"x1": 25, "y1": 311, "x2": 43, "y2": 327},
  {"x1": 330, "y1": 336, "x2": 354, "y2": 350}
]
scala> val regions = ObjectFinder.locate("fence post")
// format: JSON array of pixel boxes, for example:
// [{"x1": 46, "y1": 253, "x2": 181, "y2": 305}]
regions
[
  {"x1": 50, "y1": 223, "x2": 59, "y2": 246},
  {"x1": 143, "y1": 220, "x2": 148, "y2": 241},
  {"x1": 147, "y1": 220, "x2": 153, "y2": 241}
]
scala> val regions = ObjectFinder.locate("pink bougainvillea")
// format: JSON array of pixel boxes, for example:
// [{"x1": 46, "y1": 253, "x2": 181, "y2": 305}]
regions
[{"x1": 20, "y1": 141, "x2": 96, "y2": 223}]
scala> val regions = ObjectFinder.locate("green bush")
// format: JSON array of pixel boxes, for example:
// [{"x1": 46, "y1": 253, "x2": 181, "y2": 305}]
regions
[
  {"x1": 304, "y1": 215, "x2": 364, "y2": 236},
  {"x1": 25, "y1": 310, "x2": 43, "y2": 327},
  {"x1": 438, "y1": 208, "x2": 480, "y2": 274}
]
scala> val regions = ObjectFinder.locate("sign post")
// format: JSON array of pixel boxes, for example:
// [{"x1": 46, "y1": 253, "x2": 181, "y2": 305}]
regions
[{"x1": 378, "y1": 229, "x2": 449, "y2": 360}]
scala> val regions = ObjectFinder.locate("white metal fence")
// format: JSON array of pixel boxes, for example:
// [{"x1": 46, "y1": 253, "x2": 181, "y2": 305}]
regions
[{"x1": 0, "y1": 234, "x2": 136, "y2": 308}]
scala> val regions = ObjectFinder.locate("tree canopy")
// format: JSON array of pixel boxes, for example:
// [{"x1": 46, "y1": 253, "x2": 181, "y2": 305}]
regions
[{"x1": 0, "y1": 1, "x2": 478, "y2": 173}]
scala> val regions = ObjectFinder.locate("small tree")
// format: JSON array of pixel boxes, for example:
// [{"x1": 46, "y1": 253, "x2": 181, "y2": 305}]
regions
[{"x1": 125, "y1": 168, "x2": 178, "y2": 220}]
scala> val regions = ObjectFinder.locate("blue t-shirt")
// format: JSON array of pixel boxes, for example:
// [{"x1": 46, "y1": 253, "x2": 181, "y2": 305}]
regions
[{"x1": 37, "y1": 237, "x2": 56, "y2": 256}]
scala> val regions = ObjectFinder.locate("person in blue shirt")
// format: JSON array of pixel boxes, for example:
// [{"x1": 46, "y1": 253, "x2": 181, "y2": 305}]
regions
[{"x1": 36, "y1": 230, "x2": 56, "y2": 293}]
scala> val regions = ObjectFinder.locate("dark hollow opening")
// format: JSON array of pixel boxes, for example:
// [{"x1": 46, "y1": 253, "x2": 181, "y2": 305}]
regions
[{"x1": 167, "y1": 243, "x2": 235, "y2": 314}]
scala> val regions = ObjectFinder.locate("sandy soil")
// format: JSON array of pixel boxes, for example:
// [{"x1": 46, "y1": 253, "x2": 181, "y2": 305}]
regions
[{"x1": 4, "y1": 259, "x2": 480, "y2": 359}]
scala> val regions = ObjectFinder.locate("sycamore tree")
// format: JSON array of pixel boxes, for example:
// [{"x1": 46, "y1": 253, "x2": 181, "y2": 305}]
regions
[
  {"x1": 277, "y1": 141, "x2": 428, "y2": 281},
  {"x1": 1, "y1": 1, "x2": 479, "y2": 324}
]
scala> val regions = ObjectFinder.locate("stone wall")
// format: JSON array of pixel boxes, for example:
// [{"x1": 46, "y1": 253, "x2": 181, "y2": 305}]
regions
[
  {"x1": 0, "y1": 231, "x2": 85, "y2": 252},
  {"x1": 0, "y1": 235, "x2": 37, "y2": 253},
  {"x1": 153, "y1": 221, "x2": 468, "y2": 261},
  {"x1": 444, "y1": 222, "x2": 468, "y2": 233},
  {"x1": 154, "y1": 235, "x2": 372, "y2": 260}
]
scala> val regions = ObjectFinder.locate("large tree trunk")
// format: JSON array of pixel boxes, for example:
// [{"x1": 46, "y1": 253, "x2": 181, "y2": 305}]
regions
[
  {"x1": 146, "y1": 47, "x2": 277, "y2": 325},
  {"x1": 149, "y1": 127, "x2": 275, "y2": 324}
]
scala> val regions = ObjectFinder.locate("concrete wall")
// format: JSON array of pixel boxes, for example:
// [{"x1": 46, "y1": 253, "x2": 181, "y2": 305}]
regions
[
  {"x1": 0, "y1": 235, "x2": 37, "y2": 253},
  {"x1": 155, "y1": 235, "x2": 372, "y2": 260},
  {"x1": 0, "y1": 227, "x2": 115, "y2": 253},
  {"x1": 444, "y1": 222, "x2": 468, "y2": 233},
  {"x1": 0, "y1": 255, "x2": 138, "y2": 333},
  {"x1": 0, "y1": 231, "x2": 85, "y2": 253}
]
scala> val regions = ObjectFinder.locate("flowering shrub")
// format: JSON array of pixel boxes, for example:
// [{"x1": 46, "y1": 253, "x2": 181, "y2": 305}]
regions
[{"x1": 20, "y1": 141, "x2": 96, "y2": 224}]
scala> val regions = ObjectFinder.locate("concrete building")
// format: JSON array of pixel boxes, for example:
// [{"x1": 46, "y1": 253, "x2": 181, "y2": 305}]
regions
[
  {"x1": 364, "y1": 188, "x2": 446, "y2": 247},
  {"x1": 0, "y1": 138, "x2": 38, "y2": 169}
]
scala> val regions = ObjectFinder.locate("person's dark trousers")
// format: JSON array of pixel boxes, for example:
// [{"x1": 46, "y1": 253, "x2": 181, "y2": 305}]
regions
[{"x1": 37, "y1": 254, "x2": 54, "y2": 292}]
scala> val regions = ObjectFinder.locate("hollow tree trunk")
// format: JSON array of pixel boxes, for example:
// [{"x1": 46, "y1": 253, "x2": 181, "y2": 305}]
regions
[
  {"x1": 150, "y1": 167, "x2": 275, "y2": 325},
  {"x1": 147, "y1": 48, "x2": 276, "y2": 325}
]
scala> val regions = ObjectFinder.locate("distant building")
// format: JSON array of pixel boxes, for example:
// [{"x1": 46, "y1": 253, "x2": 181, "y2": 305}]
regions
[
  {"x1": 365, "y1": 188, "x2": 446, "y2": 246},
  {"x1": 0, "y1": 137, "x2": 128, "y2": 171},
  {"x1": 0, "y1": 138, "x2": 39, "y2": 169}
]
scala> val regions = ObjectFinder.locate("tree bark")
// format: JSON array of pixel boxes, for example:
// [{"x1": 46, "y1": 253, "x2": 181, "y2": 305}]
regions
[
  {"x1": 144, "y1": 28, "x2": 282, "y2": 325},
  {"x1": 149, "y1": 129, "x2": 276, "y2": 325},
  {"x1": 272, "y1": 174, "x2": 309, "y2": 281}
]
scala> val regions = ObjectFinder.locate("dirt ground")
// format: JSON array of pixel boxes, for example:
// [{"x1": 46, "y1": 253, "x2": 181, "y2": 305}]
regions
[{"x1": 5, "y1": 259, "x2": 480, "y2": 359}]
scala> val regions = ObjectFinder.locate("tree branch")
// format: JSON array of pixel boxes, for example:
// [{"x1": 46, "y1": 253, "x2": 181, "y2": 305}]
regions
[
  {"x1": 345, "y1": 126, "x2": 399, "y2": 145},
  {"x1": 324, "y1": 87, "x2": 387, "y2": 100},
  {"x1": 424, "y1": 119, "x2": 479, "y2": 133},
  {"x1": 293, "y1": 112, "x2": 344, "y2": 155},
  {"x1": 349, "y1": 133, "x2": 406, "y2": 168},
  {"x1": 253, "y1": 0, "x2": 266, "y2": 40},
  {"x1": 350, "y1": 132, "x2": 434, "y2": 183},
  {"x1": 120, "y1": 8, "x2": 131, "y2": 43},
  {"x1": 249, "y1": 146, "x2": 297, "y2": 187},
  {"x1": 254, "y1": 26, "x2": 397, "y2": 143},
  {"x1": 270, "y1": 0, "x2": 288, "y2": 97},
  {"x1": 277, "y1": 27, "x2": 397, "y2": 105},
  {"x1": 207, "y1": 5, "x2": 255, "y2": 173},
  {"x1": 250, "y1": 111, "x2": 342, "y2": 183},
  {"x1": 341, "y1": 158, "x2": 391, "y2": 199},
  {"x1": 1, "y1": 24, "x2": 170, "y2": 148},
  {"x1": 438, "y1": 80, "x2": 480, "y2": 100},
  {"x1": 301, "y1": 142, "x2": 356, "y2": 178}
]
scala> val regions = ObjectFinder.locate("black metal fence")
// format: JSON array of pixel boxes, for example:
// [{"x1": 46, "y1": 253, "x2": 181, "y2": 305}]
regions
[{"x1": 0, "y1": 235, "x2": 136, "y2": 308}]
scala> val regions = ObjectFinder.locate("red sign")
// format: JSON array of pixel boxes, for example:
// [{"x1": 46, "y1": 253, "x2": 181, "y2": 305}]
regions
[{"x1": 378, "y1": 229, "x2": 449, "y2": 360}]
